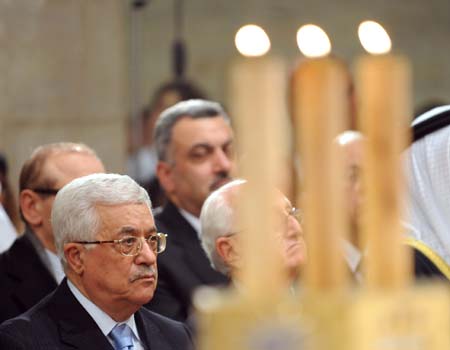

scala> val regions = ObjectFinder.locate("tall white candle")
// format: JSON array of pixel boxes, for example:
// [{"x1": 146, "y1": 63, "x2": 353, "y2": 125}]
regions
[
  {"x1": 355, "y1": 20, "x2": 412, "y2": 289},
  {"x1": 292, "y1": 24, "x2": 348, "y2": 291},
  {"x1": 228, "y1": 25, "x2": 288, "y2": 298}
]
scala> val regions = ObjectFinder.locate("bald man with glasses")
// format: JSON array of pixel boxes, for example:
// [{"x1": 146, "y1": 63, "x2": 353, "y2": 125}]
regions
[
  {"x1": 200, "y1": 179, "x2": 307, "y2": 287},
  {"x1": 0, "y1": 143, "x2": 105, "y2": 323}
]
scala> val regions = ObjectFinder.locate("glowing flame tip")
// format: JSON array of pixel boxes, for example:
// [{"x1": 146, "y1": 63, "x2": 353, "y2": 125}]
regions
[
  {"x1": 296, "y1": 24, "x2": 331, "y2": 58},
  {"x1": 358, "y1": 20, "x2": 392, "y2": 55},
  {"x1": 235, "y1": 24, "x2": 271, "y2": 57}
]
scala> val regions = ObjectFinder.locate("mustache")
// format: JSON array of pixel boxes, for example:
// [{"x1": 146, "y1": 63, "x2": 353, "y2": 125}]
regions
[
  {"x1": 129, "y1": 265, "x2": 157, "y2": 283},
  {"x1": 210, "y1": 172, "x2": 232, "y2": 190}
]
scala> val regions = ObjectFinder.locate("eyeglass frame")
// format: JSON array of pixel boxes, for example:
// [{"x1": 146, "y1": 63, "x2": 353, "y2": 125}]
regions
[
  {"x1": 224, "y1": 206, "x2": 302, "y2": 237},
  {"x1": 73, "y1": 232, "x2": 168, "y2": 256},
  {"x1": 286, "y1": 206, "x2": 302, "y2": 224}
]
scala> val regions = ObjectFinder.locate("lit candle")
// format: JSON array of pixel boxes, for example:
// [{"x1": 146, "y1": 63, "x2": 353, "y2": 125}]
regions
[
  {"x1": 228, "y1": 24, "x2": 288, "y2": 298},
  {"x1": 355, "y1": 20, "x2": 412, "y2": 289},
  {"x1": 292, "y1": 24, "x2": 349, "y2": 291}
]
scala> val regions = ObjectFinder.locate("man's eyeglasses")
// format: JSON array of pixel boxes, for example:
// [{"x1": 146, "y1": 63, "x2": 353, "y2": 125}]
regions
[
  {"x1": 73, "y1": 233, "x2": 167, "y2": 257},
  {"x1": 286, "y1": 207, "x2": 302, "y2": 224},
  {"x1": 31, "y1": 188, "x2": 60, "y2": 196}
]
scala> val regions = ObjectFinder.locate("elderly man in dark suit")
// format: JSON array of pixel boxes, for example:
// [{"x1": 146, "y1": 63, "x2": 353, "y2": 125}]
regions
[
  {"x1": 145, "y1": 99, "x2": 234, "y2": 321},
  {"x1": 200, "y1": 179, "x2": 307, "y2": 288},
  {"x1": 0, "y1": 142, "x2": 105, "y2": 323},
  {"x1": 0, "y1": 173, "x2": 193, "y2": 350}
]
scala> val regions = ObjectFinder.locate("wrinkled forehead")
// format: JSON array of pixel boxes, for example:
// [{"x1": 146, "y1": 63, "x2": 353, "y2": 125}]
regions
[
  {"x1": 95, "y1": 202, "x2": 154, "y2": 233},
  {"x1": 170, "y1": 117, "x2": 232, "y2": 153}
]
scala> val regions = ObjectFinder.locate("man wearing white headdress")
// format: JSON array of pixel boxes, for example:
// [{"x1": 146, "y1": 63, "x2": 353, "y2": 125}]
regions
[{"x1": 404, "y1": 105, "x2": 450, "y2": 279}]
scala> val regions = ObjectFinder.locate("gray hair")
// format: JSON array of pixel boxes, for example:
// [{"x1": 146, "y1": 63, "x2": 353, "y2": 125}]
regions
[
  {"x1": 154, "y1": 99, "x2": 230, "y2": 162},
  {"x1": 51, "y1": 173, "x2": 152, "y2": 268},
  {"x1": 199, "y1": 179, "x2": 246, "y2": 275}
]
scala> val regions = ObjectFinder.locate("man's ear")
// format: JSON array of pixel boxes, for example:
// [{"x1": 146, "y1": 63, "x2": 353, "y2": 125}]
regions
[
  {"x1": 156, "y1": 161, "x2": 175, "y2": 194},
  {"x1": 216, "y1": 236, "x2": 239, "y2": 268},
  {"x1": 20, "y1": 190, "x2": 43, "y2": 226},
  {"x1": 64, "y1": 243, "x2": 85, "y2": 275}
]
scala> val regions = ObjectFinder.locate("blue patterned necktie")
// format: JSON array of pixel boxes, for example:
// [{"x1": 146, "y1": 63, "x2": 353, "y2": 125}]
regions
[{"x1": 109, "y1": 323, "x2": 134, "y2": 350}]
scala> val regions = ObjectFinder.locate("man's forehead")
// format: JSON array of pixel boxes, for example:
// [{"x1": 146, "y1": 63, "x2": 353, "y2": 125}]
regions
[
  {"x1": 43, "y1": 152, "x2": 104, "y2": 185},
  {"x1": 171, "y1": 116, "x2": 233, "y2": 147},
  {"x1": 173, "y1": 116, "x2": 231, "y2": 135},
  {"x1": 96, "y1": 203, "x2": 154, "y2": 226}
]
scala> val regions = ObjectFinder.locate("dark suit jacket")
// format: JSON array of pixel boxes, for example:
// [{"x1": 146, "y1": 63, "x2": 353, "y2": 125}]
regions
[
  {"x1": 0, "y1": 231, "x2": 57, "y2": 323},
  {"x1": 0, "y1": 279, "x2": 193, "y2": 350},
  {"x1": 146, "y1": 201, "x2": 229, "y2": 321}
]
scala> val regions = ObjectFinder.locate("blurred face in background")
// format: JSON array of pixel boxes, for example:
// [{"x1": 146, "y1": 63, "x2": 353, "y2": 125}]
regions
[
  {"x1": 335, "y1": 131, "x2": 365, "y2": 247},
  {"x1": 21, "y1": 152, "x2": 105, "y2": 252},
  {"x1": 274, "y1": 196, "x2": 307, "y2": 280}
]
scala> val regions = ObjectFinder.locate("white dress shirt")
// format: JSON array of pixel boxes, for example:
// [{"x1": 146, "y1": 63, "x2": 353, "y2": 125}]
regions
[
  {"x1": 67, "y1": 280, "x2": 144, "y2": 350},
  {"x1": 44, "y1": 249, "x2": 65, "y2": 283},
  {"x1": 342, "y1": 239, "x2": 363, "y2": 283}
]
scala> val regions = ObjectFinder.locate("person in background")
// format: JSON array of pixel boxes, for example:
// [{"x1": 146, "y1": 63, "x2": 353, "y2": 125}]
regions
[
  {"x1": 0, "y1": 153, "x2": 22, "y2": 235},
  {"x1": 0, "y1": 173, "x2": 193, "y2": 350},
  {"x1": 334, "y1": 131, "x2": 365, "y2": 282},
  {"x1": 145, "y1": 99, "x2": 234, "y2": 321},
  {"x1": 127, "y1": 80, "x2": 207, "y2": 207},
  {"x1": 200, "y1": 179, "x2": 307, "y2": 288},
  {"x1": 404, "y1": 105, "x2": 450, "y2": 280},
  {"x1": 0, "y1": 142, "x2": 105, "y2": 323}
]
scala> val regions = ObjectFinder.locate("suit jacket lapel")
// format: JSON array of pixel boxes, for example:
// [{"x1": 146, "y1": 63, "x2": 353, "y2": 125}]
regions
[
  {"x1": 159, "y1": 202, "x2": 228, "y2": 284},
  {"x1": 48, "y1": 280, "x2": 113, "y2": 350},
  {"x1": 7, "y1": 234, "x2": 57, "y2": 310},
  {"x1": 135, "y1": 310, "x2": 172, "y2": 350}
]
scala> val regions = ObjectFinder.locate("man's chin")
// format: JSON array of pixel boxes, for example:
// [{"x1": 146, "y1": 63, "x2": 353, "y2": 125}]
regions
[{"x1": 134, "y1": 288, "x2": 155, "y2": 306}]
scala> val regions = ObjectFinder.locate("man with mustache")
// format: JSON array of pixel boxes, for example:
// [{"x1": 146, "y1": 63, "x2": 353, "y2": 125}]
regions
[
  {"x1": 0, "y1": 174, "x2": 193, "y2": 350},
  {"x1": 146, "y1": 99, "x2": 234, "y2": 321},
  {"x1": 200, "y1": 179, "x2": 307, "y2": 288}
]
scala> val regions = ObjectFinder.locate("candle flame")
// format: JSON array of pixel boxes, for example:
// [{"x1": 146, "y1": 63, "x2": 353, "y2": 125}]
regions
[
  {"x1": 358, "y1": 21, "x2": 392, "y2": 55},
  {"x1": 235, "y1": 24, "x2": 271, "y2": 57},
  {"x1": 296, "y1": 24, "x2": 331, "y2": 58}
]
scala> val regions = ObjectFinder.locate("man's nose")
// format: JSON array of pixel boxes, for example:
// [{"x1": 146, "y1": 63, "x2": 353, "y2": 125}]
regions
[
  {"x1": 135, "y1": 238, "x2": 157, "y2": 265},
  {"x1": 213, "y1": 149, "x2": 233, "y2": 172},
  {"x1": 286, "y1": 215, "x2": 302, "y2": 240}
]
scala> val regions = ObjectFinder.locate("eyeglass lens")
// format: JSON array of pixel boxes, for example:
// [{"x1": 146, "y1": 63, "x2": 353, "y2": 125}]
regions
[{"x1": 119, "y1": 235, "x2": 166, "y2": 256}]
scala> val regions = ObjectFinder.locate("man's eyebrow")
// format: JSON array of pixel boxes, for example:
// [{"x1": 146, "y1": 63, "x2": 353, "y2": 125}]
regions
[
  {"x1": 146, "y1": 227, "x2": 158, "y2": 235},
  {"x1": 189, "y1": 138, "x2": 233, "y2": 151},
  {"x1": 222, "y1": 139, "x2": 233, "y2": 147},
  {"x1": 190, "y1": 143, "x2": 213, "y2": 150}
]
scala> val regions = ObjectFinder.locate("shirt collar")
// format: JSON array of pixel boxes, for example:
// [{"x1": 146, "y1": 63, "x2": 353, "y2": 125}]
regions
[
  {"x1": 341, "y1": 239, "x2": 362, "y2": 273},
  {"x1": 44, "y1": 249, "x2": 65, "y2": 284},
  {"x1": 67, "y1": 280, "x2": 140, "y2": 342}
]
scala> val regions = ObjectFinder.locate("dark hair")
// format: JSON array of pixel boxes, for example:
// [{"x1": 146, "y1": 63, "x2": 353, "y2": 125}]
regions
[
  {"x1": 154, "y1": 99, "x2": 230, "y2": 162},
  {"x1": 148, "y1": 80, "x2": 207, "y2": 115},
  {"x1": 0, "y1": 153, "x2": 8, "y2": 176}
]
